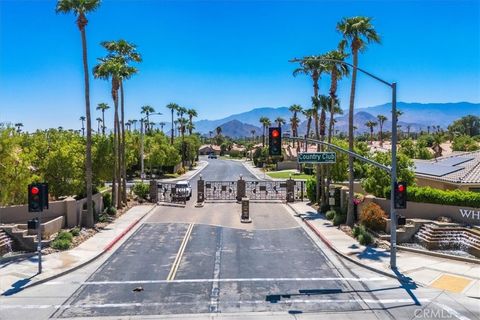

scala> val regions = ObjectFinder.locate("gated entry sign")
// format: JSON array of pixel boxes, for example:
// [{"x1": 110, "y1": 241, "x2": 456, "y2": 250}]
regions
[{"x1": 298, "y1": 152, "x2": 336, "y2": 164}]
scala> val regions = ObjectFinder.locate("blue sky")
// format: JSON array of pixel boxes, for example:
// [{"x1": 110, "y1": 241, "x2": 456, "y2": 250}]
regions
[{"x1": 0, "y1": 0, "x2": 479, "y2": 131}]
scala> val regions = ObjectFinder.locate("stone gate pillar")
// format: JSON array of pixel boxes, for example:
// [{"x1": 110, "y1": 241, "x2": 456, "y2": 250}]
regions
[
  {"x1": 237, "y1": 176, "x2": 246, "y2": 201},
  {"x1": 150, "y1": 180, "x2": 158, "y2": 203},
  {"x1": 197, "y1": 175, "x2": 205, "y2": 203},
  {"x1": 286, "y1": 178, "x2": 295, "y2": 202}
]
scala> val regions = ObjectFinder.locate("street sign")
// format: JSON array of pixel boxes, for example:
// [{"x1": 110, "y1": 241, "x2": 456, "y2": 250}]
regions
[{"x1": 298, "y1": 152, "x2": 336, "y2": 164}]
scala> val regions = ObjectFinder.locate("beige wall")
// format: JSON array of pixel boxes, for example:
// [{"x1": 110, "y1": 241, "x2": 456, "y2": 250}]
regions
[
  {"x1": 373, "y1": 197, "x2": 480, "y2": 225},
  {"x1": 416, "y1": 177, "x2": 478, "y2": 192}
]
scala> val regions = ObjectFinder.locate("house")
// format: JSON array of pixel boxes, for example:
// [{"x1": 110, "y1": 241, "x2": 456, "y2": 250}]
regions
[
  {"x1": 414, "y1": 151, "x2": 480, "y2": 192},
  {"x1": 198, "y1": 144, "x2": 221, "y2": 155}
]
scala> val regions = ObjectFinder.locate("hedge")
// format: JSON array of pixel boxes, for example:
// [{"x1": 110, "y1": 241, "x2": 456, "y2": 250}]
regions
[{"x1": 386, "y1": 186, "x2": 480, "y2": 208}]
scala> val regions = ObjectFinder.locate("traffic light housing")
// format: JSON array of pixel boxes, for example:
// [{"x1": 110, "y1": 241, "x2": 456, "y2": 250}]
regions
[
  {"x1": 28, "y1": 183, "x2": 49, "y2": 212},
  {"x1": 394, "y1": 181, "x2": 407, "y2": 209},
  {"x1": 268, "y1": 127, "x2": 282, "y2": 156}
]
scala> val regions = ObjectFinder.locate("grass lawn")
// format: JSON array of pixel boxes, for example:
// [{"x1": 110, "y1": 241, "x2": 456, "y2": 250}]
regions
[{"x1": 266, "y1": 171, "x2": 312, "y2": 180}]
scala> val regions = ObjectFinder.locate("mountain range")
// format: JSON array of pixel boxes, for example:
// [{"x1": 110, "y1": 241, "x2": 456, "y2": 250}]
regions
[{"x1": 189, "y1": 102, "x2": 478, "y2": 138}]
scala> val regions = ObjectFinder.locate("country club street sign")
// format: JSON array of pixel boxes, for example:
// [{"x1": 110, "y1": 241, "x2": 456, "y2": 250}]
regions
[{"x1": 298, "y1": 152, "x2": 336, "y2": 164}]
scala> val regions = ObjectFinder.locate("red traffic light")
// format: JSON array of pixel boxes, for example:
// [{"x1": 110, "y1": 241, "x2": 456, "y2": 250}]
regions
[
  {"x1": 271, "y1": 129, "x2": 280, "y2": 138},
  {"x1": 31, "y1": 186, "x2": 40, "y2": 195},
  {"x1": 398, "y1": 184, "x2": 405, "y2": 192}
]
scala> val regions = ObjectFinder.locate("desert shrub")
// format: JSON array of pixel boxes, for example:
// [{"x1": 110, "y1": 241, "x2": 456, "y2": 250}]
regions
[
  {"x1": 57, "y1": 230, "x2": 73, "y2": 241},
  {"x1": 98, "y1": 214, "x2": 109, "y2": 223},
  {"x1": 176, "y1": 167, "x2": 186, "y2": 175},
  {"x1": 105, "y1": 206, "x2": 117, "y2": 215},
  {"x1": 132, "y1": 182, "x2": 149, "y2": 199},
  {"x1": 352, "y1": 225, "x2": 363, "y2": 238},
  {"x1": 360, "y1": 202, "x2": 387, "y2": 231},
  {"x1": 228, "y1": 150, "x2": 244, "y2": 158},
  {"x1": 103, "y1": 192, "x2": 112, "y2": 209},
  {"x1": 51, "y1": 238, "x2": 71, "y2": 250},
  {"x1": 452, "y1": 135, "x2": 479, "y2": 151},
  {"x1": 306, "y1": 176, "x2": 316, "y2": 203},
  {"x1": 333, "y1": 211, "x2": 346, "y2": 226},
  {"x1": 358, "y1": 231, "x2": 373, "y2": 245},
  {"x1": 70, "y1": 227, "x2": 80, "y2": 237},
  {"x1": 326, "y1": 210, "x2": 336, "y2": 220}
]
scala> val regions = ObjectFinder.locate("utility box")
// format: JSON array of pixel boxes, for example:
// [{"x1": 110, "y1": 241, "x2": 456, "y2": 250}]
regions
[
  {"x1": 241, "y1": 197, "x2": 251, "y2": 223},
  {"x1": 28, "y1": 218, "x2": 39, "y2": 230},
  {"x1": 397, "y1": 215, "x2": 406, "y2": 226}
]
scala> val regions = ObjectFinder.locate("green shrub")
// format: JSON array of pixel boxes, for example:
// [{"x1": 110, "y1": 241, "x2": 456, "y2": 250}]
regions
[
  {"x1": 51, "y1": 238, "x2": 71, "y2": 250},
  {"x1": 352, "y1": 225, "x2": 363, "y2": 238},
  {"x1": 98, "y1": 214, "x2": 109, "y2": 223},
  {"x1": 326, "y1": 210, "x2": 336, "y2": 220},
  {"x1": 389, "y1": 186, "x2": 480, "y2": 208},
  {"x1": 70, "y1": 227, "x2": 80, "y2": 237},
  {"x1": 358, "y1": 232, "x2": 373, "y2": 246},
  {"x1": 452, "y1": 135, "x2": 479, "y2": 151},
  {"x1": 103, "y1": 192, "x2": 112, "y2": 209},
  {"x1": 333, "y1": 212, "x2": 346, "y2": 226},
  {"x1": 132, "y1": 182, "x2": 149, "y2": 199},
  {"x1": 306, "y1": 176, "x2": 316, "y2": 203},
  {"x1": 105, "y1": 206, "x2": 117, "y2": 215},
  {"x1": 360, "y1": 202, "x2": 387, "y2": 231},
  {"x1": 57, "y1": 230, "x2": 73, "y2": 241},
  {"x1": 320, "y1": 203, "x2": 331, "y2": 213},
  {"x1": 176, "y1": 167, "x2": 186, "y2": 175}
]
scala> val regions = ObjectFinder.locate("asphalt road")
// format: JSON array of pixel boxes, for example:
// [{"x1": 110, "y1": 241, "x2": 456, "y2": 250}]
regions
[{"x1": 1, "y1": 158, "x2": 478, "y2": 319}]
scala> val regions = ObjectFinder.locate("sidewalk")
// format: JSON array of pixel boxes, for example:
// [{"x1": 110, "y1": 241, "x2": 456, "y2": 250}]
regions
[
  {"x1": 288, "y1": 202, "x2": 480, "y2": 299},
  {"x1": 0, "y1": 204, "x2": 156, "y2": 295},
  {"x1": 158, "y1": 160, "x2": 209, "y2": 182},
  {"x1": 242, "y1": 160, "x2": 272, "y2": 180}
]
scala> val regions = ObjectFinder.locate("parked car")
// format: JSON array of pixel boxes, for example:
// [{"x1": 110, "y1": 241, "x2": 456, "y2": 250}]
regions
[
  {"x1": 208, "y1": 153, "x2": 218, "y2": 159},
  {"x1": 173, "y1": 180, "x2": 192, "y2": 201}
]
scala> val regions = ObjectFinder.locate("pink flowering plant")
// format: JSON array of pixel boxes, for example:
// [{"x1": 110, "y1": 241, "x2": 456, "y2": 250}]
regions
[{"x1": 353, "y1": 193, "x2": 364, "y2": 205}]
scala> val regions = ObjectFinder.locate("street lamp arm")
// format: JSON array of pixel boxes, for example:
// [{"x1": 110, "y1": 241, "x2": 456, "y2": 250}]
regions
[{"x1": 289, "y1": 57, "x2": 392, "y2": 87}]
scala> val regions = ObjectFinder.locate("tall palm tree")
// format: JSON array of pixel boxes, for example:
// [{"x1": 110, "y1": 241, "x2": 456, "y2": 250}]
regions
[
  {"x1": 166, "y1": 103, "x2": 179, "y2": 144},
  {"x1": 215, "y1": 126, "x2": 222, "y2": 137},
  {"x1": 141, "y1": 105, "x2": 155, "y2": 133},
  {"x1": 275, "y1": 117, "x2": 286, "y2": 129},
  {"x1": 293, "y1": 56, "x2": 327, "y2": 204},
  {"x1": 251, "y1": 129, "x2": 256, "y2": 143},
  {"x1": 56, "y1": 0, "x2": 100, "y2": 227},
  {"x1": 290, "y1": 116, "x2": 299, "y2": 146},
  {"x1": 365, "y1": 120, "x2": 378, "y2": 144},
  {"x1": 96, "y1": 117, "x2": 103, "y2": 134},
  {"x1": 377, "y1": 114, "x2": 387, "y2": 147},
  {"x1": 187, "y1": 108, "x2": 198, "y2": 135},
  {"x1": 101, "y1": 40, "x2": 141, "y2": 206},
  {"x1": 131, "y1": 119, "x2": 138, "y2": 131},
  {"x1": 14, "y1": 123, "x2": 23, "y2": 133},
  {"x1": 178, "y1": 117, "x2": 189, "y2": 167},
  {"x1": 259, "y1": 117, "x2": 271, "y2": 146},
  {"x1": 288, "y1": 104, "x2": 303, "y2": 148},
  {"x1": 96, "y1": 102, "x2": 109, "y2": 135},
  {"x1": 302, "y1": 108, "x2": 314, "y2": 140},
  {"x1": 93, "y1": 56, "x2": 134, "y2": 209},
  {"x1": 337, "y1": 16, "x2": 381, "y2": 226},
  {"x1": 79, "y1": 116, "x2": 86, "y2": 136},
  {"x1": 159, "y1": 122, "x2": 166, "y2": 133},
  {"x1": 125, "y1": 120, "x2": 132, "y2": 132},
  {"x1": 406, "y1": 124, "x2": 411, "y2": 137}
]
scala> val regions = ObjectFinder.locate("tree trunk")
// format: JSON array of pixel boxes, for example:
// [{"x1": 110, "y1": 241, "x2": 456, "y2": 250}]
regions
[
  {"x1": 102, "y1": 110, "x2": 105, "y2": 135},
  {"x1": 112, "y1": 91, "x2": 119, "y2": 209},
  {"x1": 80, "y1": 24, "x2": 93, "y2": 228},
  {"x1": 326, "y1": 74, "x2": 337, "y2": 204},
  {"x1": 313, "y1": 78, "x2": 322, "y2": 205},
  {"x1": 171, "y1": 110, "x2": 174, "y2": 144},
  {"x1": 120, "y1": 81, "x2": 127, "y2": 206},
  {"x1": 319, "y1": 107, "x2": 327, "y2": 206},
  {"x1": 379, "y1": 124, "x2": 383, "y2": 147},
  {"x1": 347, "y1": 49, "x2": 359, "y2": 227}
]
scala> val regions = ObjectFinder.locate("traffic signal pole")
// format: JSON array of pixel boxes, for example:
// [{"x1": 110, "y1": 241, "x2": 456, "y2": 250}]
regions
[
  {"x1": 390, "y1": 82, "x2": 398, "y2": 269},
  {"x1": 37, "y1": 214, "x2": 42, "y2": 274}
]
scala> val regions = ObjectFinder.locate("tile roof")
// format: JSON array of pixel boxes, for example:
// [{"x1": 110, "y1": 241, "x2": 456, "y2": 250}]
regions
[{"x1": 413, "y1": 151, "x2": 480, "y2": 184}]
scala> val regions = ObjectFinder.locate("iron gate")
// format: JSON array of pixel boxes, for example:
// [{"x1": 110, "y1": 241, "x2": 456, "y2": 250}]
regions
[
  {"x1": 204, "y1": 181, "x2": 237, "y2": 200},
  {"x1": 203, "y1": 180, "x2": 305, "y2": 201},
  {"x1": 157, "y1": 182, "x2": 177, "y2": 203}
]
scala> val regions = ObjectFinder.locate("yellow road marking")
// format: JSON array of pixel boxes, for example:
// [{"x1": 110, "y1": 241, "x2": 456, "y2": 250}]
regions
[
  {"x1": 167, "y1": 223, "x2": 194, "y2": 281},
  {"x1": 430, "y1": 274, "x2": 472, "y2": 293}
]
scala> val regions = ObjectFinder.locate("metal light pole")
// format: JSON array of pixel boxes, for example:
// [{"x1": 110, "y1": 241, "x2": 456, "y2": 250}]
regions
[{"x1": 290, "y1": 57, "x2": 399, "y2": 269}]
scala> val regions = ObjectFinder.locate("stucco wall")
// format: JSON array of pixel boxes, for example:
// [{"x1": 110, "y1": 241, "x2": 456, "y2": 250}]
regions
[{"x1": 373, "y1": 197, "x2": 480, "y2": 225}]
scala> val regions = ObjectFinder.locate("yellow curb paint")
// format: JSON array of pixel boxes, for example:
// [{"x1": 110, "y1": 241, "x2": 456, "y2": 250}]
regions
[
  {"x1": 166, "y1": 223, "x2": 194, "y2": 281},
  {"x1": 430, "y1": 274, "x2": 472, "y2": 293}
]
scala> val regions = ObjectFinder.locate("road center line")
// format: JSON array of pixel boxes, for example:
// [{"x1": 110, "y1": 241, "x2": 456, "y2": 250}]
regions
[
  {"x1": 166, "y1": 223, "x2": 194, "y2": 281},
  {"x1": 44, "y1": 276, "x2": 389, "y2": 286}
]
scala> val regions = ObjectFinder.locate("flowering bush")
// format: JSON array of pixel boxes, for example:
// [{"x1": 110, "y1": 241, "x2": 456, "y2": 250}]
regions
[{"x1": 353, "y1": 193, "x2": 364, "y2": 205}]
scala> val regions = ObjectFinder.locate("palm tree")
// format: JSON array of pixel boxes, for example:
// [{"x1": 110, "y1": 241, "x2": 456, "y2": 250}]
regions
[
  {"x1": 406, "y1": 124, "x2": 411, "y2": 137},
  {"x1": 96, "y1": 102, "x2": 109, "y2": 135},
  {"x1": 79, "y1": 116, "x2": 86, "y2": 136},
  {"x1": 259, "y1": 116, "x2": 271, "y2": 146},
  {"x1": 158, "y1": 122, "x2": 166, "y2": 133},
  {"x1": 275, "y1": 117, "x2": 286, "y2": 129},
  {"x1": 365, "y1": 120, "x2": 378, "y2": 144},
  {"x1": 178, "y1": 117, "x2": 189, "y2": 167},
  {"x1": 93, "y1": 56, "x2": 133, "y2": 209},
  {"x1": 126, "y1": 120, "x2": 132, "y2": 132},
  {"x1": 377, "y1": 114, "x2": 387, "y2": 147},
  {"x1": 302, "y1": 108, "x2": 314, "y2": 140},
  {"x1": 293, "y1": 56, "x2": 327, "y2": 204},
  {"x1": 215, "y1": 126, "x2": 222, "y2": 137},
  {"x1": 166, "y1": 103, "x2": 179, "y2": 144},
  {"x1": 187, "y1": 108, "x2": 198, "y2": 135},
  {"x1": 288, "y1": 104, "x2": 303, "y2": 148},
  {"x1": 337, "y1": 16, "x2": 381, "y2": 226},
  {"x1": 141, "y1": 105, "x2": 155, "y2": 132},
  {"x1": 96, "y1": 117, "x2": 103, "y2": 134},
  {"x1": 323, "y1": 49, "x2": 349, "y2": 145},
  {"x1": 101, "y1": 40, "x2": 141, "y2": 206},
  {"x1": 251, "y1": 129, "x2": 256, "y2": 143},
  {"x1": 290, "y1": 116, "x2": 300, "y2": 146},
  {"x1": 14, "y1": 123, "x2": 23, "y2": 133},
  {"x1": 56, "y1": 0, "x2": 100, "y2": 227},
  {"x1": 131, "y1": 119, "x2": 138, "y2": 131}
]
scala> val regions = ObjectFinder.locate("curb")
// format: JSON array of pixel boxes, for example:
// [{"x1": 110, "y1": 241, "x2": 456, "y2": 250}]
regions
[
  {"x1": 286, "y1": 203, "x2": 402, "y2": 282},
  {"x1": 14, "y1": 205, "x2": 157, "y2": 292},
  {"x1": 241, "y1": 161, "x2": 269, "y2": 180}
]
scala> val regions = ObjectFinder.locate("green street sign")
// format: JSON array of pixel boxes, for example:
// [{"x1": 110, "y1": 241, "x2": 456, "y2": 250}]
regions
[{"x1": 298, "y1": 152, "x2": 336, "y2": 164}]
